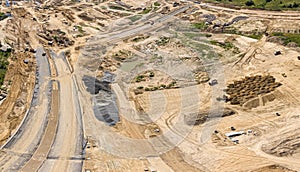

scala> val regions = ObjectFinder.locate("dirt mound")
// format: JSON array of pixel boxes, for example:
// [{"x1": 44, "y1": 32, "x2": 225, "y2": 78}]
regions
[
  {"x1": 0, "y1": 51, "x2": 35, "y2": 145},
  {"x1": 184, "y1": 108, "x2": 236, "y2": 126},
  {"x1": 262, "y1": 134, "x2": 300, "y2": 157},
  {"x1": 251, "y1": 165, "x2": 297, "y2": 172}
]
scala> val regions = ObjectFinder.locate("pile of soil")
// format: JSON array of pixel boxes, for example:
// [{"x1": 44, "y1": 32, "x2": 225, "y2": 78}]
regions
[
  {"x1": 225, "y1": 75, "x2": 282, "y2": 105},
  {"x1": 185, "y1": 108, "x2": 236, "y2": 126}
]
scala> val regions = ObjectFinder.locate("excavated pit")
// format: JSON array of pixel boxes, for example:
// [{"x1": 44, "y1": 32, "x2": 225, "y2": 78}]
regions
[{"x1": 82, "y1": 72, "x2": 119, "y2": 126}]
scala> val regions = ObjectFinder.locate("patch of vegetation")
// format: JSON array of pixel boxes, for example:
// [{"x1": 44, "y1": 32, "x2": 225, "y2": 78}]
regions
[
  {"x1": 205, "y1": 34, "x2": 212, "y2": 37},
  {"x1": 160, "y1": 84, "x2": 166, "y2": 88},
  {"x1": 74, "y1": 25, "x2": 85, "y2": 34},
  {"x1": 183, "y1": 32, "x2": 205, "y2": 39},
  {"x1": 167, "y1": 81, "x2": 177, "y2": 88},
  {"x1": 243, "y1": 33, "x2": 263, "y2": 39},
  {"x1": 139, "y1": 7, "x2": 152, "y2": 14},
  {"x1": 204, "y1": 0, "x2": 300, "y2": 10},
  {"x1": 109, "y1": 5, "x2": 126, "y2": 11},
  {"x1": 113, "y1": 50, "x2": 132, "y2": 61},
  {"x1": 271, "y1": 32, "x2": 300, "y2": 47},
  {"x1": 155, "y1": 36, "x2": 170, "y2": 46},
  {"x1": 0, "y1": 12, "x2": 8, "y2": 21},
  {"x1": 210, "y1": 40, "x2": 240, "y2": 53},
  {"x1": 0, "y1": 51, "x2": 11, "y2": 86},
  {"x1": 192, "y1": 22, "x2": 208, "y2": 30},
  {"x1": 142, "y1": 80, "x2": 177, "y2": 92},
  {"x1": 135, "y1": 75, "x2": 145, "y2": 82},
  {"x1": 184, "y1": 40, "x2": 215, "y2": 59},
  {"x1": 210, "y1": 40, "x2": 234, "y2": 49},
  {"x1": 154, "y1": 2, "x2": 161, "y2": 6},
  {"x1": 144, "y1": 86, "x2": 160, "y2": 91},
  {"x1": 120, "y1": 13, "x2": 131, "y2": 17},
  {"x1": 149, "y1": 72, "x2": 155, "y2": 77},
  {"x1": 132, "y1": 35, "x2": 150, "y2": 42},
  {"x1": 245, "y1": 0, "x2": 255, "y2": 6},
  {"x1": 150, "y1": 54, "x2": 162, "y2": 63},
  {"x1": 223, "y1": 27, "x2": 263, "y2": 40},
  {"x1": 128, "y1": 15, "x2": 143, "y2": 22}
]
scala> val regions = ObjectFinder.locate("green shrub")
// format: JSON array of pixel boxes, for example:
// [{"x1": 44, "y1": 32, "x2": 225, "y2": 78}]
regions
[
  {"x1": 0, "y1": 51, "x2": 11, "y2": 86},
  {"x1": 154, "y1": 2, "x2": 161, "y2": 6},
  {"x1": 139, "y1": 7, "x2": 152, "y2": 14},
  {"x1": 135, "y1": 75, "x2": 145, "y2": 82},
  {"x1": 192, "y1": 22, "x2": 208, "y2": 30},
  {"x1": 271, "y1": 32, "x2": 300, "y2": 47},
  {"x1": 149, "y1": 72, "x2": 155, "y2": 77}
]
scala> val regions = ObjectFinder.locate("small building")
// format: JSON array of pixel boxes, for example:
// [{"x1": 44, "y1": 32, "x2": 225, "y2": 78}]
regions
[
  {"x1": 209, "y1": 79, "x2": 218, "y2": 86},
  {"x1": 274, "y1": 51, "x2": 281, "y2": 56},
  {"x1": 225, "y1": 131, "x2": 245, "y2": 137},
  {"x1": 0, "y1": 44, "x2": 12, "y2": 52},
  {"x1": 23, "y1": 59, "x2": 29, "y2": 64},
  {"x1": 173, "y1": 2, "x2": 180, "y2": 7},
  {"x1": 29, "y1": 49, "x2": 36, "y2": 53},
  {"x1": 231, "y1": 138, "x2": 239, "y2": 144}
]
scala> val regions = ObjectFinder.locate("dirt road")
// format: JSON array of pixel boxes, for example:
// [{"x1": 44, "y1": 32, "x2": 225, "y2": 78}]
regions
[
  {"x1": 0, "y1": 48, "x2": 53, "y2": 171},
  {"x1": 38, "y1": 53, "x2": 84, "y2": 172},
  {"x1": 196, "y1": 2, "x2": 300, "y2": 20},
  {"x1": 0, "y1": 49, "x2": 83, "y2": 171}
]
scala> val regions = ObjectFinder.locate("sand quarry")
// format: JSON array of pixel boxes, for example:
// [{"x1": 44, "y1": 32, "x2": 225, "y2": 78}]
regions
[{"x1": 0, "y1": 0, "x2": 300, "y2": 171}]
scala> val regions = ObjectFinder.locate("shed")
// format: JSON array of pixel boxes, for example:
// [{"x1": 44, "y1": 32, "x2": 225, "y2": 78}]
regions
[
  {"x1": 0, "y1": 44, "x2": 12, "y2": 52},
  {"x1": 274, "y1": 51, "x2": 281, "y2": 56},
  {"x1": 209, "y1": 79, "x2": 218, "y2": 86},
  {"x1": 23, "y1": 59, "x2": 29, "y2": 64},
  {"x1": 225, "y1": 131, "x2": 245, "y2": 137}
]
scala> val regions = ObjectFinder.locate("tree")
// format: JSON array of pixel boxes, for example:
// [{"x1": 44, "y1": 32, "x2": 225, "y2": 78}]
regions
[
  {"x1": 245, "y1": 0, "x2": 255, "y2": 6},
  {"x1": 293, "y1": 2, "x2": 299, "y2": 8}
]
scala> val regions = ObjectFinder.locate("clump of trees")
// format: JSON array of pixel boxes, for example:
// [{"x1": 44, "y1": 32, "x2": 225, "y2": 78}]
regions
[
  {"x1": 0, "y1": 51, "x2": 11, "y2": 86},
  {"x1": 245, "y1": 0, "x2": 255, "y2": 6}
]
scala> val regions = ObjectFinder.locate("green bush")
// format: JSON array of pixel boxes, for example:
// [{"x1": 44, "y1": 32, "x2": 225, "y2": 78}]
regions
[
  {"x1": 271, "y1": 32, "x2": 300, "y2": 47},
  {"x1": 149, "y1": 72, "x2": 155, "y2": 77},
  {"x1": 135, "y1": 75, "x2": 145, "y2": 82},
  {"x1": 0, "y1": 51, "x2": 11, "y2": 86},
  {"x1": 245, "y1": 0, "x2": 255, "y2": 6},
  {"x1": 192, "y1": 22, "x2": 208, "y2": 30},
  {"x1": 128, "y1": 15, "x2": 142, "y2": 22},
  {"x1": 204, "y1": 0, "x2": 300, "y2": 10},
  {"x1": 109, "y1": 5, "x2": 126, "y2": 11},
  {"x1": 160, "y1": 84, "x2": 166, "y2": 88},
  {"x1": 139, "y1": 7, "x2": 152, "y2": 14},
  {"x1": 154, "y1": 2, "x2": 161, "y2": 6}
]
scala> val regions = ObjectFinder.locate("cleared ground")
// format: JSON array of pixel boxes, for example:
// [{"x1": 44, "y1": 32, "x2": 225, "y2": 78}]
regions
[{"x1": 1, "y1": 0, "x2": 300, "y2": 172}]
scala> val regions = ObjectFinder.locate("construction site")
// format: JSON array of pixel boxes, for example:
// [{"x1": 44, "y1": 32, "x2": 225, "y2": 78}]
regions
[{"x1": 0, "y1": 0, "x2": 300, "y2": 171}]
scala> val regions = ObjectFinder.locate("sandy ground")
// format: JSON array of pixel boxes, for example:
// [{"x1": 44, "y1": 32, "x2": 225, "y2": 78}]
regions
[{"x1": 1, "y1": 0, "x2": 300, "y2": 172}]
